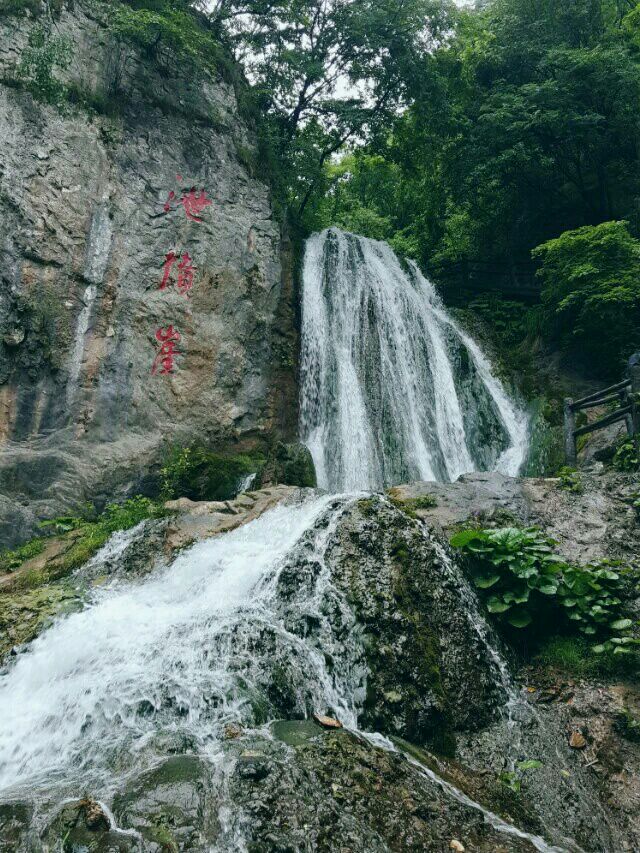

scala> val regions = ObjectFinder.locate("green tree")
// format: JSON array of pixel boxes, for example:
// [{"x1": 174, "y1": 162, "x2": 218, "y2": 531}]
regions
[
  {"x1": 216, "y1": 0, "x2": 452, "y2": 220},
  {"x1": 532, "y1": 220, "x2": 640, "y2": 376}
]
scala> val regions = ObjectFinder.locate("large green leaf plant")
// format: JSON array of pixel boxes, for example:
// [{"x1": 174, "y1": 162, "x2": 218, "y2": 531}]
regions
[{"x1": 450, "y1": 526, "x2": 638, "y2": 655}]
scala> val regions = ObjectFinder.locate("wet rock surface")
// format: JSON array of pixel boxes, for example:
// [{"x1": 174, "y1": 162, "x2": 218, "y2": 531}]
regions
[
  {"x1": 0, "y1": 0, "x2": 293, "y2": 547},
  {"x1": 390, "y1": 469, "x2": 640, "y2": 565},
  {"x1": 322, "y1": 497, "x2": 506, "y2": 742},
  {"x1": 226, "y1": 722, "x2": 537, "y2": 852},
  {"x1": 112, "y1": 756, "x2": 218, "y2": 851},
  {"x1": 0, "y1": 477, "x2": 639, "y2": 851}
]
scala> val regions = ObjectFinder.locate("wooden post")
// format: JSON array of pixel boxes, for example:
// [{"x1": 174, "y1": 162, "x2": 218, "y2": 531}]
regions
[
  {"x1": 622, "y1": 393, "x2": 634, "y2": 439},
  {"x1": 630, "y1": 362, "x2": 640, "y2": 437},
  {"x1": 564, "y1": 398, "x2": 577, "y2": 466}
]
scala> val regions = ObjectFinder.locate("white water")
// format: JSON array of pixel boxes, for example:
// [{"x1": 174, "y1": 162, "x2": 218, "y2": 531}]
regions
[
  {"x1": 0, "y1": 495, "x2": 350, "y2": 793},
  {"x1": 0, "y1": 230, "x2": 565, "y2": 851},
  {"x1": 0, "y1": 497, "x2": 572, "y2": 851},
  {"x1": 300, "y1": 228, "x2": 529, "y2": 491}
]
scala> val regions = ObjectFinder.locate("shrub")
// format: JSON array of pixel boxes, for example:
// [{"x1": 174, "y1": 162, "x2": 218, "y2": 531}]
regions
[
  {"x1": 450, "y1": 526, "x2": 638, "y2": 655},
  {"x1": 109, "y1": 0, "x2": 225, "y2": 76},
  {"x1": 532, "y1": 221, "x2": 640, "y2": 379},
  {"x1": 557, "y1": 466, "x2": 582, "y2": 493},
  {"x1": 17, "y1": 23, "x2": 73, "y2": 106},
  {"x1": 612, "y1": 438, "x2": 640, "y2": 472},
  {"x1": 160, "y1": 445, "x2": 263, "y2": 502},
  {"x1": 0, "y1": 538, "x2": 45, "y2": 573}
]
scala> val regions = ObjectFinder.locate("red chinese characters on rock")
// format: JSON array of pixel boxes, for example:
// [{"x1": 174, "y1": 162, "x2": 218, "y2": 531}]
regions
[
  {"x1": 159, "y1": 251, "x2": 195, "y2": 296},
  {"x1": 154, "y1": 176, "x2": 210, "y2": 375},
  {"x1": 177, "y1": 252, "x2": 195, "y2": 295},
  {"x1": 163, "y1": 188, "x2": 212, "y2": 222},
  {"x1": 160, "y1": 251, "x2": 178, "y2": 290},
  {"x1": 151, "y1": 326, "x2": 182, "y2": 375}
]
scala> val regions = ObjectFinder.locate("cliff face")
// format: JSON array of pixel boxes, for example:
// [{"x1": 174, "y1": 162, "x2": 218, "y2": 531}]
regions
[{"x1": 0, "y1": 2, "x2": 295, "y2": 545}]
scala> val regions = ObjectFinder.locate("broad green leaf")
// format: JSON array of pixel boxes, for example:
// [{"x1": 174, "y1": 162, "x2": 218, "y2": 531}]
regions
[
  {"x1": 507, "y1": 610, "x2": 533, "y2": 628},
  {"x1": 610, "y1": 618, "x2": 632, "y2": 631},
  {"x1": 487, "y1": 596, "x2": 511, "y2": 613},
  {"x1": 517, "y1": 759, "x2": 543, "y2": 771},
  {"x1": 475, "y1": 574, "x2": 501, "y2": 589}
]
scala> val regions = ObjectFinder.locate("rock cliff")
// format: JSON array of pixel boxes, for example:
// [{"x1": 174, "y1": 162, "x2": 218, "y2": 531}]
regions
[{"x1": 0, "y1": 1, "x2": 296, "y2": 546}]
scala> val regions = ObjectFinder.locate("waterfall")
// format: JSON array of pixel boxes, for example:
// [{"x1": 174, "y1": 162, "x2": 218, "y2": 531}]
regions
[
  {"x1": 0, "y1": 495, "x2": 354, "y2": 795},
  {"x1": 300, "y1": 228, "x2": 529, "y2": 492},
  {"x1": 0, "y1": 496, "x2": 570, "y2": 852}
]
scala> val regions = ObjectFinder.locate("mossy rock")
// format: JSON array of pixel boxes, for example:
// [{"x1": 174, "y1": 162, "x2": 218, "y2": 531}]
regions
[
  {"x1": 43, "y1": 799, "x2": 140, "y2": 852},
  {"x1": 325, "y1": 497, "x2": 505, "y2": 748},
  {"x1": 0, "y1": 579, "x2": 82, "y2": 659},
  {"x1": 257, "y1": 442, "x2": 317, "y2": 489},
  {"x1": 160, "y1": 445, "x2": 266, "y2": 502},
  {"x1": 112, "y1": 756, "x2": 217, "y2": 849}
]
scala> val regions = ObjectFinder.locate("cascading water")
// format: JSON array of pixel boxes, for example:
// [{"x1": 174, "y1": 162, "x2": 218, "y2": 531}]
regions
[
  {"x1": 300, "y1": 227, "x2": 529, "y2": 492},
  {"x1": 0, "y1": 496, "x2": 571, "y2": 852},
  {"x1": 0, "y1": 495, "x2": 354, "y2": 795},
  {"x1": 0, "y1": 230, "x2": 584, "y2": 853}
]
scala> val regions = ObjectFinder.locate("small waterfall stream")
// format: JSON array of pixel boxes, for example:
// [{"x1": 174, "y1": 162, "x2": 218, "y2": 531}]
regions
[
  {"x1": 0, "y1": 496, "x2": 347, "y2": 794},
  {"x1": 300, "y1": 228, "x2": 528, "y2": 491},
  {"x1": 0, "y1": 497, "x2": 568, "y2": 852},
  {"x1": 0, "y1": 230, "x2": 579, "y2": 852}
]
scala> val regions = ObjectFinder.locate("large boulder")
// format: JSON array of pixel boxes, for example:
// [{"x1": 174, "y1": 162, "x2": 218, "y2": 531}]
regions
[{"x1": 0, "y1": 0, "x2": 295, "y2": 547}]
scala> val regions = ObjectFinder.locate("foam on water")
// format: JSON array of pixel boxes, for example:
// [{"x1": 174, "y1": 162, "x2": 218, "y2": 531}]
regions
[{"x1": 0, "y1": 495, "x2": 340, "y2": 794}]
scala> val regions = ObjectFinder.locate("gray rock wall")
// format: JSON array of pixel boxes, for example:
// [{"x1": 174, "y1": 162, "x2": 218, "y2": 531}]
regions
[{"x1": 0, "y1": 2, "x2": 294, "y2": 545}]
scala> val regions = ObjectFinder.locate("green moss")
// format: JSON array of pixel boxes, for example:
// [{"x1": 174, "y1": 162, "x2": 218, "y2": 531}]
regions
[
  {"x1": 0, "y1": 538, "x2": 45, "y2": 574},
  {"x1": 534, "y1": 636, "x2": 638, "y2": 679},
  {"x1": 147, "y1": 825, "x2": 178, "y2": 852},
  {"x1": 357, "y1": 498, "x2": 378, "y2": 518},
  {"x1": 272, "y1": 442, "x2": 316, "y2": 488},
  {"x1": 390, "y1": 537, "x2": 447, "y2": 705},
  {"x1": 387, "y1": 492, "x2": 438, "y2": 519},
  {"x1": 0, "y1": 580, "x2": 81, "y2": 658},
  {"x1": 0, "y1": 0, "x2": 42, "y2": 17},
  {"x1": 161, "y1": 445, "x2": 265, "y2": 501},
  {"x1": 390, "y1": 537, "x2": 410, "y2": 567},
  {"x1": 0, "y1": 281, "x2": 74, "y2": 385}
]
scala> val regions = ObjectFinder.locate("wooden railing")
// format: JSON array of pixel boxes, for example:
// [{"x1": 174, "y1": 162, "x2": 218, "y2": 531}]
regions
[{"x1": 563, "y1": 361, "x2": 640, "y2": 465}]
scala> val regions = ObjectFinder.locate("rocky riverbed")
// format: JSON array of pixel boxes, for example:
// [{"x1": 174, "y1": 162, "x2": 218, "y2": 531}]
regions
[{"x1": 0, "y1": 471, "x2": 638, "y2": 851}]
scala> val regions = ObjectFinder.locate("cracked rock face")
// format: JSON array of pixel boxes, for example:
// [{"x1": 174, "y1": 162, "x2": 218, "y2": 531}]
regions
[{"x1": 0, "y1": 2, "x2": 292, "y2": 546}]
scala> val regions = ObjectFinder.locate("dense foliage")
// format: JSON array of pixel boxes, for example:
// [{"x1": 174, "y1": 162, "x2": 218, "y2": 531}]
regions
[
  {"x1": 160, "y1": 445, "x2": 263, "y2": 502},
  {"x1": 11, "y1": 0, "x2": 640, "y2": 381},
  {"x1": 533, "y1": 221, "x2": 640, "y2": 375},
  {"x1": 302, "y1": 0, "x2": 640, "y2": 379},
  {"x1": 217, "y1": 0, "x2": 453, "y2": 217},
  {"x1": 450, "y1": 526, "x2": 639, "y2": 656},
  {"x1": 108, "y1": 0, "x2": 227, "y2": 75}
]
